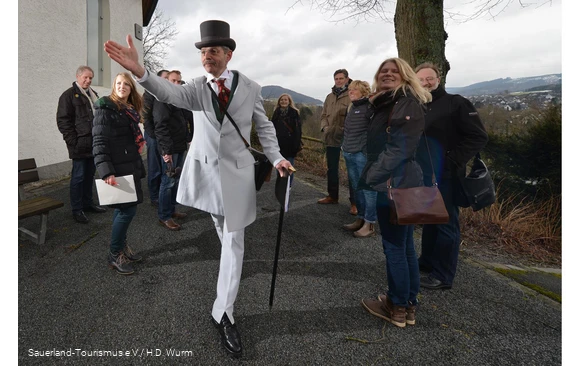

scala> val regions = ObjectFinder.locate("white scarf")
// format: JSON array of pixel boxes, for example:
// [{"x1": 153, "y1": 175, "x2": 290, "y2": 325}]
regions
[{"x1": 76, "y1": 82, "x2": 98, "y2": 113}]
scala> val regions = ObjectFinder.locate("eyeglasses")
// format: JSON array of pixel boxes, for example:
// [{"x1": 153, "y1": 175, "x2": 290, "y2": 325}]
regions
[
  {"x1": 199, "y1": 48, "x2": 223, "y2": 56},
  {"x1": 418, "y1": 77, "x2": 437, "y2": 83}
]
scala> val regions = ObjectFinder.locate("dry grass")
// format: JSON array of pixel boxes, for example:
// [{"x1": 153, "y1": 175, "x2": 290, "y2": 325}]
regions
[
  {"x1": 294, "y1": 138, "x2": 350, "y2": 188},
  {"x1": 460, "y1": 182, "x2": 561, "y2": 266}
]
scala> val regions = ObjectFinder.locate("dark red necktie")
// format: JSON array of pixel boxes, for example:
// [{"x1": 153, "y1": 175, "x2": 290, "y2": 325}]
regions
[{"x1": 215, "y1": 78, "x2": 230, "y2": 109}]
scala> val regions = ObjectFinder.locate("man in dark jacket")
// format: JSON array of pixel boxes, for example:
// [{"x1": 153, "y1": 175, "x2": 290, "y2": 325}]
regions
[
  {"x1": 142, "y1": 69, "x2": 169, "y2": 207},
  {"x1": 152, "y1": 70, "x2": 189, "y2": 230},
  {"x1": 414, "y1": 62, "x2": 489, "y2": 290},
  {"x1": 56, "y1": 65, "x2": 106, "y2": 223}
]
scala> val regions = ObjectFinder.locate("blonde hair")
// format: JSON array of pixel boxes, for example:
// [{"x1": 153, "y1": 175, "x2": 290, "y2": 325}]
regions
[
  {"x1": 348, "y1": 80, "x2": 371, "y2": 98},
  {"x1": 372, "y1": 58, "x2": 431, "y2": 104},
  {"x1": 274, "y1": 93, "x2": 299, "y2": 113},
  {"x1": 110, "y1": 72, "x2": 143, "y2": 116}
]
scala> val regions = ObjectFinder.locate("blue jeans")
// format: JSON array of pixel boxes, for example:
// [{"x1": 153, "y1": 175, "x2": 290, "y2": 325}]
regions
[
  {"x1": 343, "y1": 151, "x2": 377, "y2": 223},
  {"x1": 110, "y1": 205, "x2": 137, "y2": 254},
  {"x1": 70, "y1": 158, "x2": 97, "y2": 213},
  {"x1": 419, "y1": 177, "x2": 460, "y2": 285},
  {"x1": 376, "y1": 192, "x2": 420, "y2": 307},
  {"x1": 144, "y1": 130, "x2": 162, "y2": 202},
  {"x1": 158, "y1": 152, "x2": 185, "y2": 220}
]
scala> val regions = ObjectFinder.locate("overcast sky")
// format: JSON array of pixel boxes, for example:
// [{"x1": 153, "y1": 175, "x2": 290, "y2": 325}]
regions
[{"x1": 155, "y1": 0, "x2": 562, "y2": 101}]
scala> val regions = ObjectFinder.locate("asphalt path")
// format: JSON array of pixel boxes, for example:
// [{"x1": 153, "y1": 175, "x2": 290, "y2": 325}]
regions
[{"x1": 18, "y1": 169, "x2": 562, "y2": 365}]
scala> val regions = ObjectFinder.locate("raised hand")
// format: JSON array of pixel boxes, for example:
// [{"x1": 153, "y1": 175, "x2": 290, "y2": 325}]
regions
[{"x1": 104, "y1": 34, "x2": 146, "y2": 78}]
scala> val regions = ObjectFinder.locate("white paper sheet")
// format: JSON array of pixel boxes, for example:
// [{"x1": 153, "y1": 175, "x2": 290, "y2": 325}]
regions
[{"x1": 95, "y1": 175, "x2": 137, "y2": 205}]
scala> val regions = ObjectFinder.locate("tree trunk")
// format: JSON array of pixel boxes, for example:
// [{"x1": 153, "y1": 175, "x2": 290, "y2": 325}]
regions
[{"x1": 394, "y1": 0, "x2": 450, "y2": 85}]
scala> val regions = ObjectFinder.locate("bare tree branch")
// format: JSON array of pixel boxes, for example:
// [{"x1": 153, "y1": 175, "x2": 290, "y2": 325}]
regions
[
  {"x1": 289, "y1": 0, "x2": 393, "y2": 24},
  {"x1": 143, "y1": 9, "x2": 178, "y2": 72},
  {"x1": 442, "y1": 0, "x2": 553, "y2": 23},
  {"x1": 291, "y1": 0, "x2": 553, "y2": 23}
]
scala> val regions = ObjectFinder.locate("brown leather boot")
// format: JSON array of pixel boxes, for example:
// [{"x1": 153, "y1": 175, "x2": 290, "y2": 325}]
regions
[
  {"x1": 353, "y1": 222, "x2": 375, "y2": 237},
  {"x1": 317, "y1": 196, "x2": 338, "y2": 204},
  {"x1": 343, "y1": 219, "x2": 364, "y2": 231},
  {"x1": 379, "y1": 294, "x2": 416, "y2": 326},
  {"x1": 406, "y1": 303, "x2": 417, "y2": 326},
  {"x1": 386, "y1": 296, "x2": 406, "y2": 328},
  {"x1": 349, "y1": 204, "x2": 357, "y2": 215}
]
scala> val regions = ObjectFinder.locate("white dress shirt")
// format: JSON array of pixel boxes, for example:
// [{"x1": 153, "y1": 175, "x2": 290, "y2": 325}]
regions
[{"x1": 206, "y1": 69, "x2": 233, "y2": 95}]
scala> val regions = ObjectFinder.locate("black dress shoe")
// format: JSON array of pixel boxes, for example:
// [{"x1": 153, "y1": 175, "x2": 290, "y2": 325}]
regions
[
  {"x1": 73, "y1": 211, "x2": 89, "y2": 224},
  {"x1": 420, "y1": 275, "x2": 452, "y2": 290},
  {"x1": 85, "y1": 204, "x2": 107, "y2": 213},
  {"x1": 212, "y1": 313, "x2": 242, "y2": 358}
]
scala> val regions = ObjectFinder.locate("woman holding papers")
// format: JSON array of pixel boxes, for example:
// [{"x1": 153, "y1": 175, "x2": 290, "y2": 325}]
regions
[{"x1": 93, "y1": 72, "x2": 146, "y2": 275}]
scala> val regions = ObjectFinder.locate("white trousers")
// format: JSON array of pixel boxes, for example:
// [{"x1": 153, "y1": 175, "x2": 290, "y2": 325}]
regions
[{"x1": 210, "y1": 213, "x2": 245, "y2": 325}]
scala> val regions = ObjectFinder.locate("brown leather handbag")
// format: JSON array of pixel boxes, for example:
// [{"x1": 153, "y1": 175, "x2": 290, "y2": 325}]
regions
[
  {"x1": 388, "y1": 183, "x2": 449, "y2": 225},
  {"x1": 387, "y1": 133, "x2": 449, "y2": 225}
]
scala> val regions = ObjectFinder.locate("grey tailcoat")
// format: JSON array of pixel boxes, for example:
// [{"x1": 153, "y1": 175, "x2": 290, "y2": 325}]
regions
[{"x1": 139, "y1": 71, "x2": 284, "y2": 232}]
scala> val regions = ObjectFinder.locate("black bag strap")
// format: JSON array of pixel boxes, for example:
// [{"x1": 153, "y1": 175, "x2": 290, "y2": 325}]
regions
[
  {"x1": 206, "y1": 82, "x2": 251, "y2": 150},
  {"x1": 422, "y1": 131, "x2": 439, "y2": 186}
]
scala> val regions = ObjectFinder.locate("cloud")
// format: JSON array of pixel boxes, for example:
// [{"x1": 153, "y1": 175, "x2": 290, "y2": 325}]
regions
[{"x1": 156, "y1": 0, "x2": 561, "y2": 99}]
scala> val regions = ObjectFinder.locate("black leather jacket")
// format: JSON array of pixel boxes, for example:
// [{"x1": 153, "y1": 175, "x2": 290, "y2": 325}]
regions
[
  {"x1": 56, "y1": 82, "x2": 98, "y2": 159},
  {"x1": 152, "y1": 99, "x2": 189, "y2": 155}
]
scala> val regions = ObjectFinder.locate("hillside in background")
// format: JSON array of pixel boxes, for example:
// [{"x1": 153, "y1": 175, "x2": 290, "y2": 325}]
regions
[
  {"x1": 261, "y1": 85, "x2": 323, "y2": 106},
  {"x1": 446, "y1": 74, "x2": 562, "y2": 96},
  {"x1": 261, "y1": 74, "x2": 562, "y2": 104}
]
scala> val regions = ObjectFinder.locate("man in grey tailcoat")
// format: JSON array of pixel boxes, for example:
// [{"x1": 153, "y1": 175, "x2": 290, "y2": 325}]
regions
[{"x1": 104, "y1": 20, "x2": 293, "y2": 358}]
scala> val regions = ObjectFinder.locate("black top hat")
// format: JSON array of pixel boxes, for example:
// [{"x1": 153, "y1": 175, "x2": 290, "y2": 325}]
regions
[{"x1": 195, "y1": 20, "x2": 236, "y2": 51}]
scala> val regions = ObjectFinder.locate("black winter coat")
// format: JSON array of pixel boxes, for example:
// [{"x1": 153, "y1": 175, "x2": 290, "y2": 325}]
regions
[
  {"x1": 415, "y1": 87, "x2": 488, "y2": 184},
  {"x1": 92, "y1": 96, "x2": 145, "y2": 208},
  {"x1": 56, "y1": 82, "x2": 98, "y2": 159},
  {"x1": 141, "y1": 91, "x2": 156, "y2": 139},
  {"x1": 358, "y1": 90, "x2": 425, "y2": 192},
  {"x1": 153, "y1": 99, "x2": 189, "y2": 155},
  {"x1": 270, "y1": 107, "x2": 302, "y2": 158}
]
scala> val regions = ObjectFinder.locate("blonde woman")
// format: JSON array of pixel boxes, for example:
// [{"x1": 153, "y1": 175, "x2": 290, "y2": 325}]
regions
[
  {"x1": 271, "y1": 93, "x2": 302, "y2": 183},
  {"x1": 358, "y1": 58, "x2": 431, "y2": 327},
  {"x1": 341, "y1": 80, "x2": 378, "y2": 237},
  {"x1": 92, "y1": 72, "x2": 146, "y2": 275}
]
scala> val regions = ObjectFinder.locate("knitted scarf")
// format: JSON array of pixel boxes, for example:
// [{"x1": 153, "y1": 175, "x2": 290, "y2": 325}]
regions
[
  {"x1": 124, "y1": 107, "x2": 146, "y2": 154},
  {"x1": 332, "y1": 83, "x2": 349, "y2": 97}
]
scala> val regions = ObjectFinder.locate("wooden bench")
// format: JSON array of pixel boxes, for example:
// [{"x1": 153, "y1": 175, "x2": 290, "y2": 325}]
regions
[{"x1": 18, "y1": 158, "x2": 64, "y2": 245}]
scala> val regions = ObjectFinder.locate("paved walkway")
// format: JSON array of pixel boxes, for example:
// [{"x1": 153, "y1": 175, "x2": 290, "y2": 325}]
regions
[{"x1": 18, "y1": 169, "x2": 561, "y2": 365}]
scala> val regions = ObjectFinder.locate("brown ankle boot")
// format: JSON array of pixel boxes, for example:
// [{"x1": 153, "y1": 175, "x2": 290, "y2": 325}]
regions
[
  {"x1": 353, "y1": 222, "x2": 375, "y2": 237},
  {"x1": 406, "y1": 303, "x2": 417, "y2": 326},
  {"x1": 387, "y1": 300, "x2": 406, "y2": 328},
  {"x1": 379, "y1": 294, "x2": 417, "y2": 326},
  {"x1": 343, "y1": 219, "x2": 364, "y2": 231}
]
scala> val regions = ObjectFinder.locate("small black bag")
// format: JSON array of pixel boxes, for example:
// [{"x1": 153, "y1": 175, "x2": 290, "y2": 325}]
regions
[
  {"x1": 457, "y1": 153, "x2": 496, "y2": 211},
  {"x1": 250, "y1": 148, "x2": 273, "y2": 191}
]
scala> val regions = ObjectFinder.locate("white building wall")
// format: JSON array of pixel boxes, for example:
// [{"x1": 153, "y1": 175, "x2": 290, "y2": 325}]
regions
[{"x1": 18, "y1": 0, "x2": 144, "y2": 179}]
